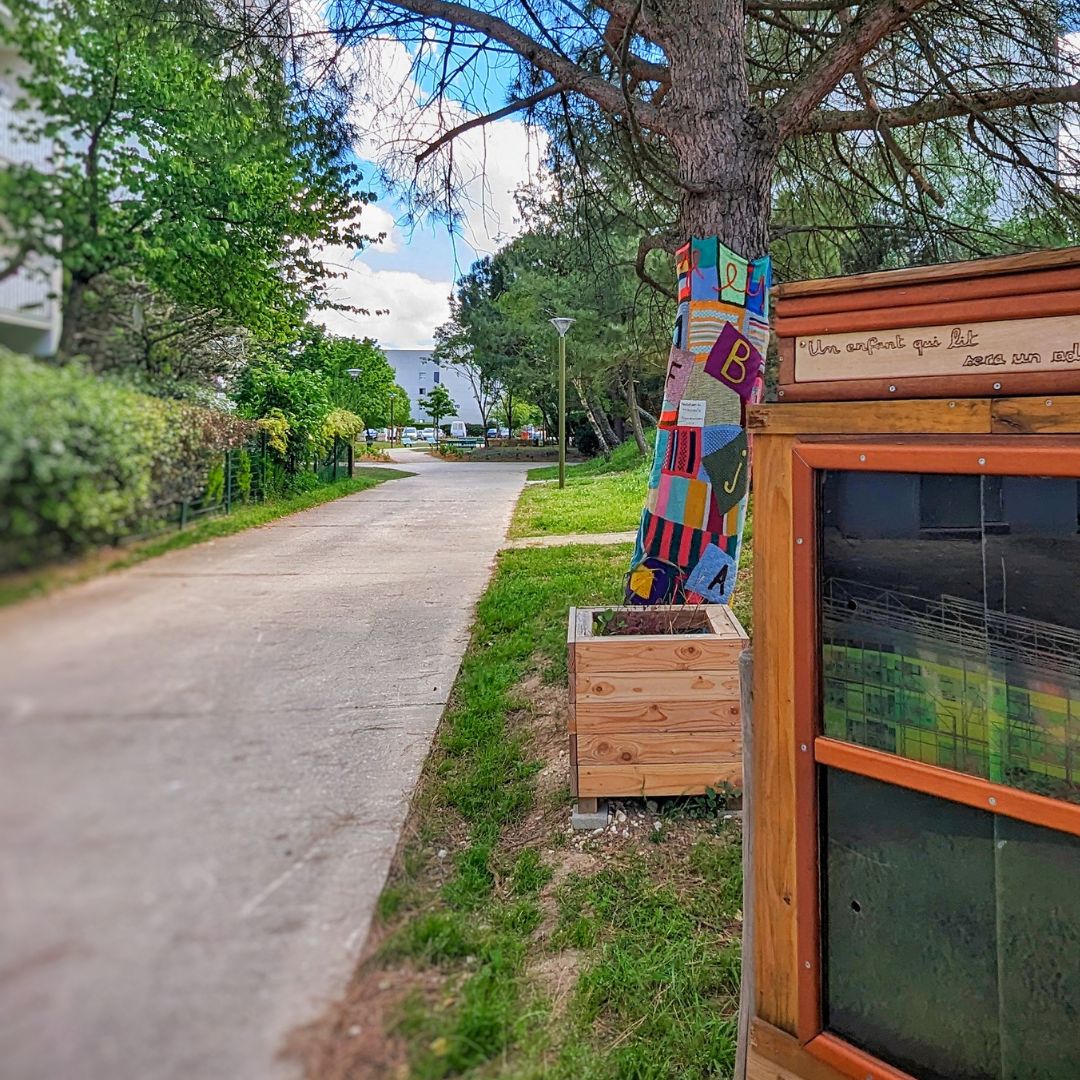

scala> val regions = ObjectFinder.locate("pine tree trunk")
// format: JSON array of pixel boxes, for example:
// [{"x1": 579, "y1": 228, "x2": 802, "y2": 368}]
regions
[
  {"x1": 664, "y1": 0, "x2": 777, "y2": 255},
  {"x1": 623, "y1": 367, "x2": 649, "y2": 455},
  {"x1": 58, "y1": 276, "x2": 89, "y2": 359},
  {"x1": 572, "y1": 377, "x2": 611, "y2": 455},
  {"x1": 588, "y1": 383, "x2": 621, "y2": 450}
]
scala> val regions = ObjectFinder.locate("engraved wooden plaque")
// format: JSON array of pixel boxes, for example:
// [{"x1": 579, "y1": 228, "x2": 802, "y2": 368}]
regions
[{"x1": 776, "y1": 248, "x2": 1080, "y2": 401}]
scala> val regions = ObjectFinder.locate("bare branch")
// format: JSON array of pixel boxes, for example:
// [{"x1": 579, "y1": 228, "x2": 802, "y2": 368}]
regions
[
  {"x1": 801, "y1": 82, "x2": 1080, "y2": 133},
  {"x1": 415, "y1": 83, "x2": 565, "y2": 163},
  {"x1": 772, "y1": 0, "x2": 933, "y2": 139},
  {"x1": 344, "y1": 0, "x2": 672, "y2": 134}
]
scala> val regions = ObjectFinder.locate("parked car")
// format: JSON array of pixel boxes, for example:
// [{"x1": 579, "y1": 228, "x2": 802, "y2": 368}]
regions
[
  {"x1": 363, "y1": 428, "x2": 380, "y2": 440},
  {"x1": 402, "y1": 426, "x2": 418, "y2": 441},
  {"x1": 449, "y1": 420, "x2": 467, "y2": 439},
  {"x1": 486, "y1": 427, "x2": 498, "y2": 438},
  {"x1": 422, "y1": 431, "x2": 438, "y2": 444}
]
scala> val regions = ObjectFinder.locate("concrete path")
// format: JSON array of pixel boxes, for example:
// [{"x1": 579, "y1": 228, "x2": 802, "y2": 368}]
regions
[{"x1": 0, "y1": 453, "x2": 529, "y2": 1080}]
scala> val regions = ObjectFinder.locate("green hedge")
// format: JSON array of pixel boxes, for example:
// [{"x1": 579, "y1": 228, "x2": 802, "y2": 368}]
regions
[{"x1": 0, "y1": 351, "x2": 252, "y2": 568}]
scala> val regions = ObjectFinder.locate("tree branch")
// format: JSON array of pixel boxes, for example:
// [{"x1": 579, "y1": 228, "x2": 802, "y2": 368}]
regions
[
  {"x1": 635, "y1": 232, "x2": 676, "y2": 299},
  {"x1": 0, "y1": 238, "x2": 35, "y2": 285},
  {"x1": 348, "y1": 0, "x2": 672, "y2": 134},
  {"x1": 415, "y1": 84, "x2": 565, "y2": 163},
  {"x1": 835, "y1": 6, "x2": 945, "y2": 206},
  {"x1": 748, "y1": 0, "x2": 847, "y2": 8},
  {"x1": 771, "y1": 0, "x2": 933, "y2": 139},
  {"x1": 801, "y1": 82, "x2": 1080, "y2": 133}
]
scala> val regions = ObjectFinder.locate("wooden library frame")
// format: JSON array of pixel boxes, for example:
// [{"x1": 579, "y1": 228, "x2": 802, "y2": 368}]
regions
[
  {"x1": 745, "y1": 398, "x2": 1080, "y2": 1080},
  {"x1": 775, "y1": 247, "x2": 1080, "y2": 403}
]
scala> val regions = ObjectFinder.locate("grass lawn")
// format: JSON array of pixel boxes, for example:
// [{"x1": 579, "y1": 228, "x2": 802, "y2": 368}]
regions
[
  {"x1": 293, "y1": 543, "x2": 744, "y2": 1080},
  {"x1": 525, "y1": 432, "x2": 652, "y2": 482},
  {"x1": 510, "y1": 467, "x2": 649, "y2": 537},
  {"x1": 0, "y1": 467, "x2": 411, "y2": 608}
]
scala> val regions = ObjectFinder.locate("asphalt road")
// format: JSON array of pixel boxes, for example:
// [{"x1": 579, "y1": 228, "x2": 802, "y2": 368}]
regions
[{"x1": 0, "y1": 453, "x2": 529, "y2": 1080}]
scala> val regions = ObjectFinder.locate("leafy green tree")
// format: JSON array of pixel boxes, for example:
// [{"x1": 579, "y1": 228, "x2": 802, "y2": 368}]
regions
[
  {"x1": 233, "y1": 359, "x2": 331, "y2": 472},
  {"x1": 387, "y1": 384, "x2": 412, "y2": 437},
  {"x1": 420, "y1": 384, "x2": 457, "y2": 444},
  {"x1": 0, "y1": 0, "x2": 373, "y2": 354},
  {"x1": 432, "y1": 309, "x2": 502, "y2": 439},
  {"x1": 288, "y1": 327, "x2": 396, "y2": 427}
]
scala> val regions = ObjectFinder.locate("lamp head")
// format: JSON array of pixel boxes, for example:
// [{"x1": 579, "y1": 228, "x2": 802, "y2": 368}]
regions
[
  {"x1": 549, "y1": 317, "x2": 574, "y2": 338},
  {"x1": 346, "y1": 368, "x2": 362, "y2": 378}
]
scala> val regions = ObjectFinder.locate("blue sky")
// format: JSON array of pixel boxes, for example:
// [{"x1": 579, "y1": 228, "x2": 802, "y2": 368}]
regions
[{"x1": 315, "y1": 31, "x2": 543, "y2": 349}]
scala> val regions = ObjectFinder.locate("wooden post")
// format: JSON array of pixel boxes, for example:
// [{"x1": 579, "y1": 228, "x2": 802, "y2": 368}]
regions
[{"x1": 735, "y1": 646, "x2": 753, "y2": 1080}]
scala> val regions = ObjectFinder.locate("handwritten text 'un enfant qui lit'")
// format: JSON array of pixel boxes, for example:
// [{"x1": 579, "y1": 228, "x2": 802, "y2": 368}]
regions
[{"x1": 795, "y1": 313, "x2": 1080, "y2": 382}]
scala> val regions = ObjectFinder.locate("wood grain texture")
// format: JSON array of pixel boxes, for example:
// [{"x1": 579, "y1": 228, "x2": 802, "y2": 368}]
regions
[
  {"x1": 746, "y1": 1021, "x2": 850, "y2": 1080},
  {"x1": 577, "y1": 761, "x2": 742, "y2": 797},
  {"x1": 575, "y1": 636, "x2": 745, "y2": 672},
  {"x1": 775, "y1": 287, "x2": 1080, "y2": 337},
  {"x1": 775, "y1": 370, "x2": 1080, "y2": 403},
  {"x1": 575, "y1": 698, "x2": 741, "y2": 734},
  {"x1": 576, "y1": 669, "x2": 740, "y2": 703},
  {"x1": 747, "y1": 399, "x2": 990, "y2": 434},
  {"x1": 992, "y1": 395, "x2": 1080, "y2": 433},
  {"x1": 735, "y1": 648, "x2": 755, "y2": 1080},
  {"x1": 750, "y1": 434, "x2": 800, "y2": 1033},
  {"x1": 569, "y1": 734, "x2": 578, "y2": 797},
  {"x1": 576, "y1": 731, "x2": 741, "y2": 764},
  {"x1": 706, "y1": 605, "x2": 751, "y2": 639},
  {"x1": 776, "y1": 263, "x2": 1080, "y2": 317},
  {"x1": 567, "y1": 604, "x2": 747, "y2": 800},
  {"x1": 774, "y1": 246, "x2": 1080, "y2": 298}
]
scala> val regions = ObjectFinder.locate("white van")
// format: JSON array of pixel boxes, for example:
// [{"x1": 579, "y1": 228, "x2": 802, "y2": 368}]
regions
[{"x1": 449, "y1": 420, "x2": 467, "y2": 439}]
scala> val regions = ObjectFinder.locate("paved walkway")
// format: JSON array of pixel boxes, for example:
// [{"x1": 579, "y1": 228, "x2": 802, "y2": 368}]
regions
[{"x1": 0, "y1": 453, "x2": 529, "y2": 1080}]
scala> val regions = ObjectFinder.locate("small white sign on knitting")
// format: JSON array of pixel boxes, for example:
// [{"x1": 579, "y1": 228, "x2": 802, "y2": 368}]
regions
[{"x1": 677, "y1": 399, "x2": 707, "y2": 427}]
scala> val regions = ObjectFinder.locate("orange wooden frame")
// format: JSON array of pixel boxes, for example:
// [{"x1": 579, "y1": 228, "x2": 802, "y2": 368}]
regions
[{"x1": 789, "y1": 438, "x2": 1080, "y2": 1080}]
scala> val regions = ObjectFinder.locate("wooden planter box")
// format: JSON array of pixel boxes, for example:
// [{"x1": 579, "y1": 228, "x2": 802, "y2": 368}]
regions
[{"x1": 567, "y1": 605, "x2": 748, "y2": 800}]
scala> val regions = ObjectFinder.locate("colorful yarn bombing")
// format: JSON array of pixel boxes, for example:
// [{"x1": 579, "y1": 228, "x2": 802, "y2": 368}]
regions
[{"x1": 626, "y1": 237, "x2": 770, "y2": 606}]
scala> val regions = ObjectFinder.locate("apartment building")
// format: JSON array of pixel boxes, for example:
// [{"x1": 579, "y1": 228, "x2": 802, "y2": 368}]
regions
[
  {"x1": 382, "y1": 349, "x2": 484, "y2": 426},
  {"x1": 0, "y1": 31, "x2": 62, "y2": 356}
]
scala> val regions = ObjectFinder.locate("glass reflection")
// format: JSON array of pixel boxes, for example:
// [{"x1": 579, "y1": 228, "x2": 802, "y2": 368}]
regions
[
  {"x1": 820, "y1": 471, "x2": 1080, "y2": 802},
  {"x1": 824, "y1": 769, "x2": 1080, "y2": 1080}
]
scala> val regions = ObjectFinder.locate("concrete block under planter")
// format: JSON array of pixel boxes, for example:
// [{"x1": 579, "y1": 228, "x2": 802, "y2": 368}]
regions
[{"x1": 567, "y1": 604, "x2": 748, "y2": 802}]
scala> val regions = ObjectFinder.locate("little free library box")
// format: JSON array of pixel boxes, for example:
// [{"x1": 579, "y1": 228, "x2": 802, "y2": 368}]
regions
[
  {"x1": 775, "y1": 247, "x2": 1080, "y2": 401},
  {"x1": 741, "y1": 247, "x2": 1080, "y2": 1080}
]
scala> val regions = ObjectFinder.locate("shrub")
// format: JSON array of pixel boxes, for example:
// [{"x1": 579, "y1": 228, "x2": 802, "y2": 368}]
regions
[
  {"x1": 205, "y1": 460, "x2": 226, "y2": 506},
  {"x1": 283, "y1": 470, "x2": 322, "y2": 495},
  {"x1": 0, "y1": 351, "x2": 252, "y2": 568},
  {"x1": 234, "y1": 449, "x2": 253, "y2": 502}
]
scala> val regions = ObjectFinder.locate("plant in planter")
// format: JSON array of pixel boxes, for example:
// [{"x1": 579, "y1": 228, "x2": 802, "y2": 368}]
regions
[{"x1": 567, "y1": 603, "x2": 747, "y2": 811}]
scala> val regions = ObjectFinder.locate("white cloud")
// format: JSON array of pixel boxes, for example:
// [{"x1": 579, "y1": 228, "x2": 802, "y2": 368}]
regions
[
  {"x1": 306, "y1": 32, "x2": 550, "y2": 347},
  {"x1": 317, "y1": 243, "x2": 451, "y2": 349},
  {"x1": 359, "y1": 202, "x2": 401, "y2": 253},
  {"x1": 348, "y1": 36, "x2": 550, "y2": 255}
]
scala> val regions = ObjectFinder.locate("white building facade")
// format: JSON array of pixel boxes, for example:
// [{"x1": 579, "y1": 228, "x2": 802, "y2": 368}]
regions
[
  {"x1": 0, "y1": 32, "x2": 62, "y2": 357},
  {"x1": 383, "y1": 348, "x2": 485, "y2": 427}
]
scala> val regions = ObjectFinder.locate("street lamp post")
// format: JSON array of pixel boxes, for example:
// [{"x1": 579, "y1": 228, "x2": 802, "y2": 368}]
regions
[
  {"x1": 388, "y1": 390, "x2": 396, "y2": 447},
  {"x1": 549, "y1": 318, "x2": 574, "y2": 489}
]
